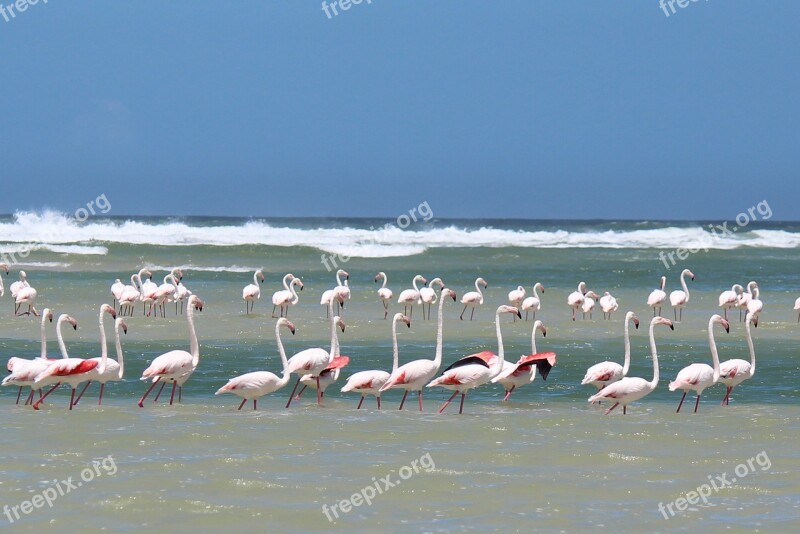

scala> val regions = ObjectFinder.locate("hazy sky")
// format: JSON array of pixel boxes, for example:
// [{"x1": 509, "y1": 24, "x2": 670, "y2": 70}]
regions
[{"x1": 2, "y1": 1, "x2": 798, "y2": 219}]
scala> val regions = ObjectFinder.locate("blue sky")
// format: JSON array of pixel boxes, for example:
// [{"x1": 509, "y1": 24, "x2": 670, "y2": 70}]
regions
[{"x1": 1, "y1": 1, "x2": 798, "y2": 219}]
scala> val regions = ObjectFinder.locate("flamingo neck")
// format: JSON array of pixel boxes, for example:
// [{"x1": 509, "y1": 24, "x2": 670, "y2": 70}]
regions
[
  {"x1": 327, "y1": 300, "x2": 336, "y2": 363},
  {"x1": 56, "y1": 319, "x2": 69, "y2": 359},
  {"x1": 186, "y1": 304, "x2": 200, "y2": 363},
  {"x1": 381, "y1": 274, "x2": 388, "y2": 289},
  {"x1": 531, "y1": 322, "x2": 541, "y2": 354},
  {"x1": 289, "y1": 280, "x2": 300, "y2": 305},
  {"x1": 475, "y1": 280, "x2": 484, "y2": 303},
  {"x1": 622, "y1": 316, "x2": 632, "y2": 376},
  {"x1": 39, "y1": 314, "x2": 48, "y2": 359},
  {"x1": 98, "y1": 310, "x2": 109, "y2": 375},
  {"x1": 648, "y1": 321, "x2": 660, "y2": 388},
  {"x1": 114, "y1": 323, "x2": 124, "y2": 379},
  {"x1": 492, "y1": 309, "x2": 505, "y2": 376},
  {"x1": 336, "y1": 271, "x2": 344, "y2": 286},
  {"x1": 391, "y1": 316, "x2": 400, "y2": 374},
  {"x1": 708, "y1": 318, "x2": 721, "y2": 382},
  {"x1": 276, "y1": 323, "x2": 291, "y2": 385},
  {"x1": 745, "y1": 317, "x2": 756, "y2": 376},
  {"x1": 433, "y1": 291, "x2": 446, "y2": 368},
  {"x1": 660, "y1": 277, "x2": 666, "y2": 291},
  {"x1": 532, "y1": 284, "x2": 540, "y2": 299},
  {"x1": 680, "y1": 272, "x2": 690, "y2": 301},
  {"x1": 412, "y1": 277, "x2": 421, "y2": 292},
  {"x1": 253, "y1": 271, "x2": 261, "y2": 286}
]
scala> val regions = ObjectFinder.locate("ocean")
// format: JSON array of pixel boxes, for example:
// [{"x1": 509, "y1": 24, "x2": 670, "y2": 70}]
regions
[{"x1": 1, "y1": 211, "x2": 798, "y2": 532}]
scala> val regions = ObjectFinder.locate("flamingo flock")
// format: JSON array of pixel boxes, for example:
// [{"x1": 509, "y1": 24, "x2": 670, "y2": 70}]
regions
[{"x1": 0, "y1": 264, "x2": 783, "y2": 416}]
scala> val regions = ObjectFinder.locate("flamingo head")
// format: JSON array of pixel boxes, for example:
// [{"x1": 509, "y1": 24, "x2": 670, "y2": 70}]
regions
[
  {"x1": 534, "y1": 320, "x2": 547, "y2": 337},
  {"x1": 535, "y1": 283, "x2": 545, "y2": 293},
  {"x1": 684, "y1": 269, "x2": 695, "y2": 281},
  {"x1": 0, "y1": 262, "x2": 8, "y2": 274},
  {"x1": 293, "y1": 278, "x2": 304, "y2": 291},
  {"x1": 190, "y1": 295, "x2": 204, "y2": 311},
  {"x1": 477, "y1": 277, "x2": 488, "y2": 288},
  {"x1": 42, "y1": 308, "x2": 53, "y2": 323},
  {"x1": 578, "y1": 281, "x2": 587, "y2": 294},
  {"x1": 334, "y1": 316, "x2": 346, "y2": 333},
  {"x1": 415, "y1": 275, "x2": 427, "y2": 287},
  {"x1": 711, "y1": 314, "x2": 730, "y2": 333},
  {"x1": 498, "y1": 305, "x2": 521, "y2": 319},
  {"x1": 374, "y1": 273, "x2": 382, "y2": 283},
  {"x1": 585, "y1": 291, "x2": 600, "y2": 299},
  {"x1": 256, "y1": 270, "x2": 265, "y2": 283},
  {"x1": 116, "y1": 318, "x2": 128, "y2": 334},
  {"x1": 278, "y1": 318, "x2": 296, "y2": 335},
  {"x1": 442, "y1": 287, "x2": 457, "y2": 301},
  {"x1": 394, "y1": 313, "x2": 412, "y2": 328},
  {"x1": 101, "y1": 303, "x2": 117, "y2": 319},
  {"x1": 652, "y1": 316, "x2": 674, "y2": 330},
  {"x1": 174, "y1": 269, "x2": 184, "y2": 281},
  {"x1": 20, "y1": 270, "x2": 27, "y2": 279},
  {"x1": 338, "y1": 269, "x2": 349, "y2": 281},
  {"x1": 66, "y1": 316, "x2": 78, "y2": 330},
  {"x1": 625, "y1": 312, "x2": 640, "y2": 329}
]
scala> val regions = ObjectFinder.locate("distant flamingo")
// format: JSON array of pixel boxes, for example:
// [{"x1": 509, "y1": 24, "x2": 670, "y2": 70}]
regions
[
  {"x1": 745, "y1": 285, "x2": 763, "y2": 326},
  {"x1": 460, "y1": 277, "x2": 487, "y2": 321},
  {"x1": 599, "y1": 292, "x2": 618, "y2": 320},
  {"x1": 73, "y1": 315, "x2": 128, "y2": 406},
  {"x1": 10, "y1": 270, "x2": 30, "y2": 313},
  {"x1": 34, "y1": 311, "x2": 107, "y2": 411},
  {"x1": 507, "y1": 285, "x2": 526, "y2": 316},
  {"x1": 669, "y1": 268, "x2": 695, "y2": 321},
  {"x1": 581, "y1": 311, "x2": 639, "y2": 392},
  {"x1": 341, "y1": 313, "x2": 411, "y2": 409},
  {"x1": 398, "y1": 274, "x2": 427, "y2": 320},
  {"x1": 0, "y1": 262, "x2": 8, "y2": 297},
  {"x1": 272, "y1": 275, "x2": 303, "y2": 318},
  {"x1": 668, "y1": 314, "x2": 728, "y2": 413},
  {"x1": 140, "y1": 273, "x2": 159, "y2": 316},
  {"x1": 152, "y1": 274, "x2": 179, "y2": 318},
  {"x1": 735, "y1": 281, "x2": 758, "y2": 322},
  {"x1": 427, "y1": 305, "x2": 521, "y2": 414},
  {"x1": 137, "y1": 295, "x2": 204, "y2": 407},
  {"x1": 321, "y1": 270, "x2": 349, "y2": 317},
  {"x1": 419, "y1": 277, "x2": 444, "y2": 320},
  {"x1": 118, "y1": 269, "x2": 150, "y2": 317},
  {"x1": 374, "y1": 272, "x2": 394, "y2": 319},
  {"x1": 795, "y1": 297, "x2": 800, "y2": 323},
  {"x1": 14, "y1": 271, "x2": 38, "y2": 316},
  {"x1": 647, "y1": 276, "x2": 667, "y2": 317},
  {"x1": 521, "y1": 283, "x2": 544, "y2": 321},
  {"x1": 588, "y1": 316, "x2": 673, "y2": 414},
  {"x1": 567, "y1": 281, "x2": 588, "y2": 321},
  {"x1": 3, "y1": 309, "x2": 54, "y2": 404},
  {"x1": 110, "y1": 278, "x2": 125, "y2": 310},
  {"x1": 285, "y1": 298, "x2": 345, "y2": 407},
  {"x1": 718, "y1": 284, "x2": 744, "y2": 320},
  {"x1": 380, "y1": 288, "x2": 457, "y2": 410},
  {"x1": 242, "y1": 269, "x2": 265, "y2": 314},
  {"x1": 581, "y1": 291, "x2": 600, "y2": 320},
  {"x1": 215, "y1": 318, "x2": 296, "y2": 410},
  {"x1": 719, "y1": 311, "x2": 757, "y2": 405},
  {"x1": 492, "y1": 320, "x2": 556, "y2": 401}
]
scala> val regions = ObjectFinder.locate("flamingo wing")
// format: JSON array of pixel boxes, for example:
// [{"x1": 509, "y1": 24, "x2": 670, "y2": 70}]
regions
[
  {"x1": 441, "y1": 351, "x2": 494, "y2": 373},
  {"x1": 516, "y1": 352, "x2": 557, "y2": 380}
]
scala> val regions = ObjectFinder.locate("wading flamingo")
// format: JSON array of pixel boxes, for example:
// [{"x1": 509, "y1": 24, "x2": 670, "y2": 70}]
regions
[
  {"x1": 398, "y1": 274, "x2": 427, "y2": 320},
  {"x1": 272, "y1": 275, "x2": 303, "y2": 318},
  {"x1": 588, "y1": 316, "x2": 673, "y2": 414},
  {"x1": 110, "y1": 278, "x2": 125, "y2": 310},
  {"x1": 668, "y1": 314, "x2": 728, "y2": 413},
  {"x1": 242, "y1": 269, "x2": 265, "y2": 314},
  {"x1": 3, "y1": 309, "x2": 54, "y2": 404},
  {"x1": 420, "y1": 277, "x2": 444, "y2": 320},
  {"x1": 567, "y1": 281, "x2": 588, "y2": 321},
  {"x1": 581, "y1": 291, "x2": 600, "y2": 320},
  {"x1": 581, "y1": 311, "x2": 639, "y2": 392},
  {"x1": 599, "y1": 292, "x2": 618, "y2": 320},
  {"x1": 647, "y1": 276, "x2": 667, "y2": 317},
  {"x1": 745, "y1": 285, "x2": 763, "y2": 326},
  {"x1": 292, "y1": 330, "x2": 350, "y2": 402},
  {"x1": 321, "y1": 270, "x2": 349, "y2": 317},
  {"x1": 380, "y1": 288, "x2": 457, "y2": 410},
  {"x1": 10, "y1": 270, "x2": 30, "y2": 314},
  {"x1": 492, "y1": 320, "x2": 556, "y2": 401},
  {"x1": 718, "y1": 284, "x2": 743, "y2": 320},
  {"x1": 427, "y1": 305, "x2": 521, "y2": 414},
  {"x1": 719, "y1": 311, "x2": 757, "y2": 405},
  {"x1": 460, "y1": 277, "x2": 487, "y2": 321},
  {"x1": 341, "y1": 313, "x2": 411, "y2": 409},
  {"x1": 118, "y1": 269, "x2": 150, "y2": 317},
  {"x1": 507, "y1": 286, "x2": 526, "y2": 320},
  {"x1": 735, "y1": 281, "x2": 758, "y2": 322},
  {"x1": 14, "y1": 271, "x2": 38, "y2": 316},
  {"x1": 374, "y1": 272, "x2": 393, "y2": 319},
  {"x1": 215, "y1": 318, "x2": 296, "y2": 410},
  {"x1": 669, "y1": 268, "x2": 695, "y2": 321},
  {"x1": 73, "y1": 316, "x2": 128, "y2": 405},
  {"x1": 521, "y1": 283, "x2": 544, "y2": 321}
]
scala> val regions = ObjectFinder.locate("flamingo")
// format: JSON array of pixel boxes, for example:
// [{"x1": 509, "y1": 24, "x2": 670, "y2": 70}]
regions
[
  {"x1": 174, "y1": 277, "x2": 193, "y2": 315},
  {"x1": 215, "y1": 318, "x2": 296, "y2": 410},
  {"x1": 419, "y1": 277, "x2": 444, "y2": 320},
  {"x1": 140, "y1": 273, "x2": 159, "y2": 316},
  {"x1": 719, "y1": 311, "x2": 757, "y2": 405},
  {"x1": 3, "y1": 308, "x2": 54, "y2": 404},
  {"x1": 118, "y1": 269, "x2": 150, "y2": 317},
  {"x1": 398, "y1": 274, "x2": 427, "y2": 320},
  {"x1": 110, "y1": 278, "x2": 125, "y2": 310},
  {"x1": 567, "y1": 281, "x2": 588, "y2": 321},
  {"x1": 293, "y1": 356, "x2": 350, "y2": 402},
  {"x1": 588, "y1": 316, "x2": 674, "y2": 414},
  {"x1": 599, "y1": 292, "x2": 618, "y2": 320},
  {"x1": 341, "y1": 313, "x2": 411, "y2": 409},
  {"x1": 427, "y1": 305, "x2": 521, "y2": 414},
  {"x1": 581, "y1": 291, "x2": 600, "y2": 320},
  {"x1": 72, "y1": 315, "x2": 128, "y2": 406},
  {"x1": 0, "y1": 262, "x2": 8, "y2": 297},
  {"x1": 137, "y1": 295, "x2": 204, "y2": 407},
  {"x1": 380, "y1": 287, "x2": 457, "y2": 410},
  {"x1": 668, "y1": 314, "x2": 728, "y2": 413},
  {"x1": 460, "y1": 277, "x2": 487, "y2": 321},
  {"x1": 272, "y1": 276, "x2": 303, "y2": 318},
  {"x1": 492, "y1": 320, "x2": 556, "y2": 401},
  {"x1": 242, "y1": 269, "x2": 265, "y2": 314},
  {"x1": 285, "y1": 298, "x2": 345, "y2": 407},
  {"x1": 745, "y1": 285, "x2": 763, "y2": 326},
  {"x1": 647, "y1": 275, "x2": 667, "y2": 317},
  {"x1": 521, "y1": 283, "x2": 544, "y2": 321},
  {"x1": 33, "y1": 310, "x2": 110, "y2": 411},
  {"x1": 14, "y1": 271, "x2": 38, "y2": 316},
  {"x1": 507, "y1": 286, "x2": 526, "y2": 320},
  {"x1": 152, "y1": 274, "x2": 180, "y2": 318},
  {"x1": 735, "y1": 281, "x2": 758, "y2": 322},
  {"x1": 669, "y1": 268, "x2": 695, "y2": 321},
  {"x1": 321, "y1": 270, "x2": 349, "y2": 317},
  {"x1": 334, "y1": 278, "x2": 351, "y2": 315},
  {"x1": 794, "y1": 296, "x2": 800, "y2": 323},
  {"x1": 581, "y1": 311, "x2": 639, "y2": 392},
  {"x1": 10, "y1": 270, "x2": 30, "y2": 313},
  {"x1": 718, "y1": 284, "x2": 744, "y2": 320},
  {"x1": 374, "y1": 271, "x2": 393, "y2": 319}
]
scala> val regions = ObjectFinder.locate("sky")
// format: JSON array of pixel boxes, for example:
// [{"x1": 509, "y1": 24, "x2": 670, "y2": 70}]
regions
[{"x1": 1, "y1": 0, "x2": 799, "y2": 220}]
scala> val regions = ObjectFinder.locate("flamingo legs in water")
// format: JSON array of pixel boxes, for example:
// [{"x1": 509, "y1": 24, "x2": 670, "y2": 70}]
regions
[
  {"x1": 438, "y1": 391, "x2": 467, "y2": 414},
  {"x1": 503, "y1": 385, "x2": 516, "y2": 402},
  {"x1": 32, "y1": 383, "x2": 62, "y2": 410}
]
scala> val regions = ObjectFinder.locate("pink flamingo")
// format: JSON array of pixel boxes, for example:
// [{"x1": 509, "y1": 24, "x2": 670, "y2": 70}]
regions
[
  {"x1": 374, "y1": 272, "x2": 394, "y2": 319},
  {"x1": 272, "y1": 275, "x2": 303, "y2": 318},
  {"x1": 581, "y1": 311, "x2": 639, "y2": 392},
  {"x1": 3, "y1": 309, "x2": 54, "y2": 404},
  {"x1": 588, "y1": 316, "x2": 673, "y2": 414},
  {"x1": 718, "y1": 311, "x2": 757, "y2": 405},
  {"x1": 427, "y1": 305, "x2": 521, "y2": 414},
  {"x1": 459, "y1": 277, "x2": 487, "y2": 321},
  {"x1": 718, "y1": 284, "x2": 743, "y2": 320},
  {"x1": 341, "y1": 313, "x2": 411, "y2": 409},
  {"x1": 137, "y1": 295, "x2": 204, "y2": 407},
  {"x1": 242, "y1": 269, "x2": 265, "y2": 314},
  {"x1": 567, "y1": 281, "x2": 588, "y2": 321},
  {"x1": 215, "y1": 318, "x2": 296, "y2": 410},
  {"x1": 669, "y1": 269, "x2": 695, "y2": 322},
  {"x1": 668, "y1": 314, "x2": 728, "y2": 413},
  {"x1": 419, "y1": 277, "x2": 444, "y2": 320},
  {"x1": 492, "y1": 320, "x2": 556, "y2": 401},
  {"x1": 73, "y1": 316, "x2": 128, "y2": 405},
  {"x1": 397, "y1": 274, "x2": 426, "y2": 320},
  {"x1": 521, "y1": 283, "x2": 544, "y2": 321},
  {"x1": 380, "y1": 288, "x2": 457, "y2": 410},
  {"x1": 647, "y1": 276, "x2": 667, "y2": 317}
]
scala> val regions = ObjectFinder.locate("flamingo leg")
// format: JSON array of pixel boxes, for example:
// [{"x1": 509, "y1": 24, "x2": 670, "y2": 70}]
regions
[
  {"x1": 398, "y1": 390, "x2": 408, "y2": 410},
  {"x1": 439, "y1": 390, "x2": 459, "y2": 413},
  {"x1": 15, "y1": 387, "x2": 22, "y2": 405},
  {"x1": 676, "y1": 390, "x2": 687, "y2": 413},
  {"x1": 721, "y1": 386, "x2": 731, "y2": 405},
  {"x1": 98, "y1": 383, "x2": 106, "y2": 405},
  {"x1": 153, "y1": 381, "x2": 167, "y2": 402},
  {"x1": 238, "y1": 398, "x2": 247, "y2": 410},
  {"x1": 73, "y1": 380, "x2": 93, "y2": 405},
  {"x1": 356, "y1": 396, "x2": 365, "y2": 410},
  {"x1": 179, "y1": 386, "x2": 182, "y2": 403},
  {"x1": 25, "y1": 390, "x2": 35, "y2": 405},
  {"x1": 285, "y1": 378, "x2": 301, "y2": 408},
  {"x1": 460, "y1": 305, "x2": 467, "y2": 320},
  {"x1": 68, "y1": 388, "x2": 76, "y2": 410},
  {"x1": 294, "y1": 385, "x2": 307, "y2": 400},
  {"x1": 694, "y1": 394, "x2": 701, "y2": 413},
  {"x1": 168, "y1": 382, "x2": 177, "y2": 405},
  {"x1": 418, "y1": 390, "x2": 424, "y2": 411},
  {"x1": 253, "y1": 399, "x2": 257, "y2": 410},
  {"x1": 503, "y1": 385, "x2": 515, "y2": 402},
  {"x1": 376, "y1": 396, "x2": 381, "y2": 409},
  {"x1": 138, "y1": 377, "x2": 161, "y2": 407},
  {"x1": 316, "y1": 377, "x2": 322, "y2": 405},
  {"x1": 33, "y1": 382, "x2": 62, "y2": 410},
  {"x1": 623, "y1": 405, "x2": 627, "y2": 415},
  {"x1": 458, "y1": 393, "x2": 466, "y2": 414},
  {"x1": 470, "y1": 308, "x2": 475, "y2": 321},
  {"x1": 604, "y1": 402, "x2": 620, "y2": 415}
]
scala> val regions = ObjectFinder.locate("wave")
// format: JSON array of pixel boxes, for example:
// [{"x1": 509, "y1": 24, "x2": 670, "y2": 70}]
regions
[
  {"x1": 145, "y1": 264, "x2": 261, "y2": 274},
  {"x1": 0, "y1": 210, "x2": 797, "y2": 259}
]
